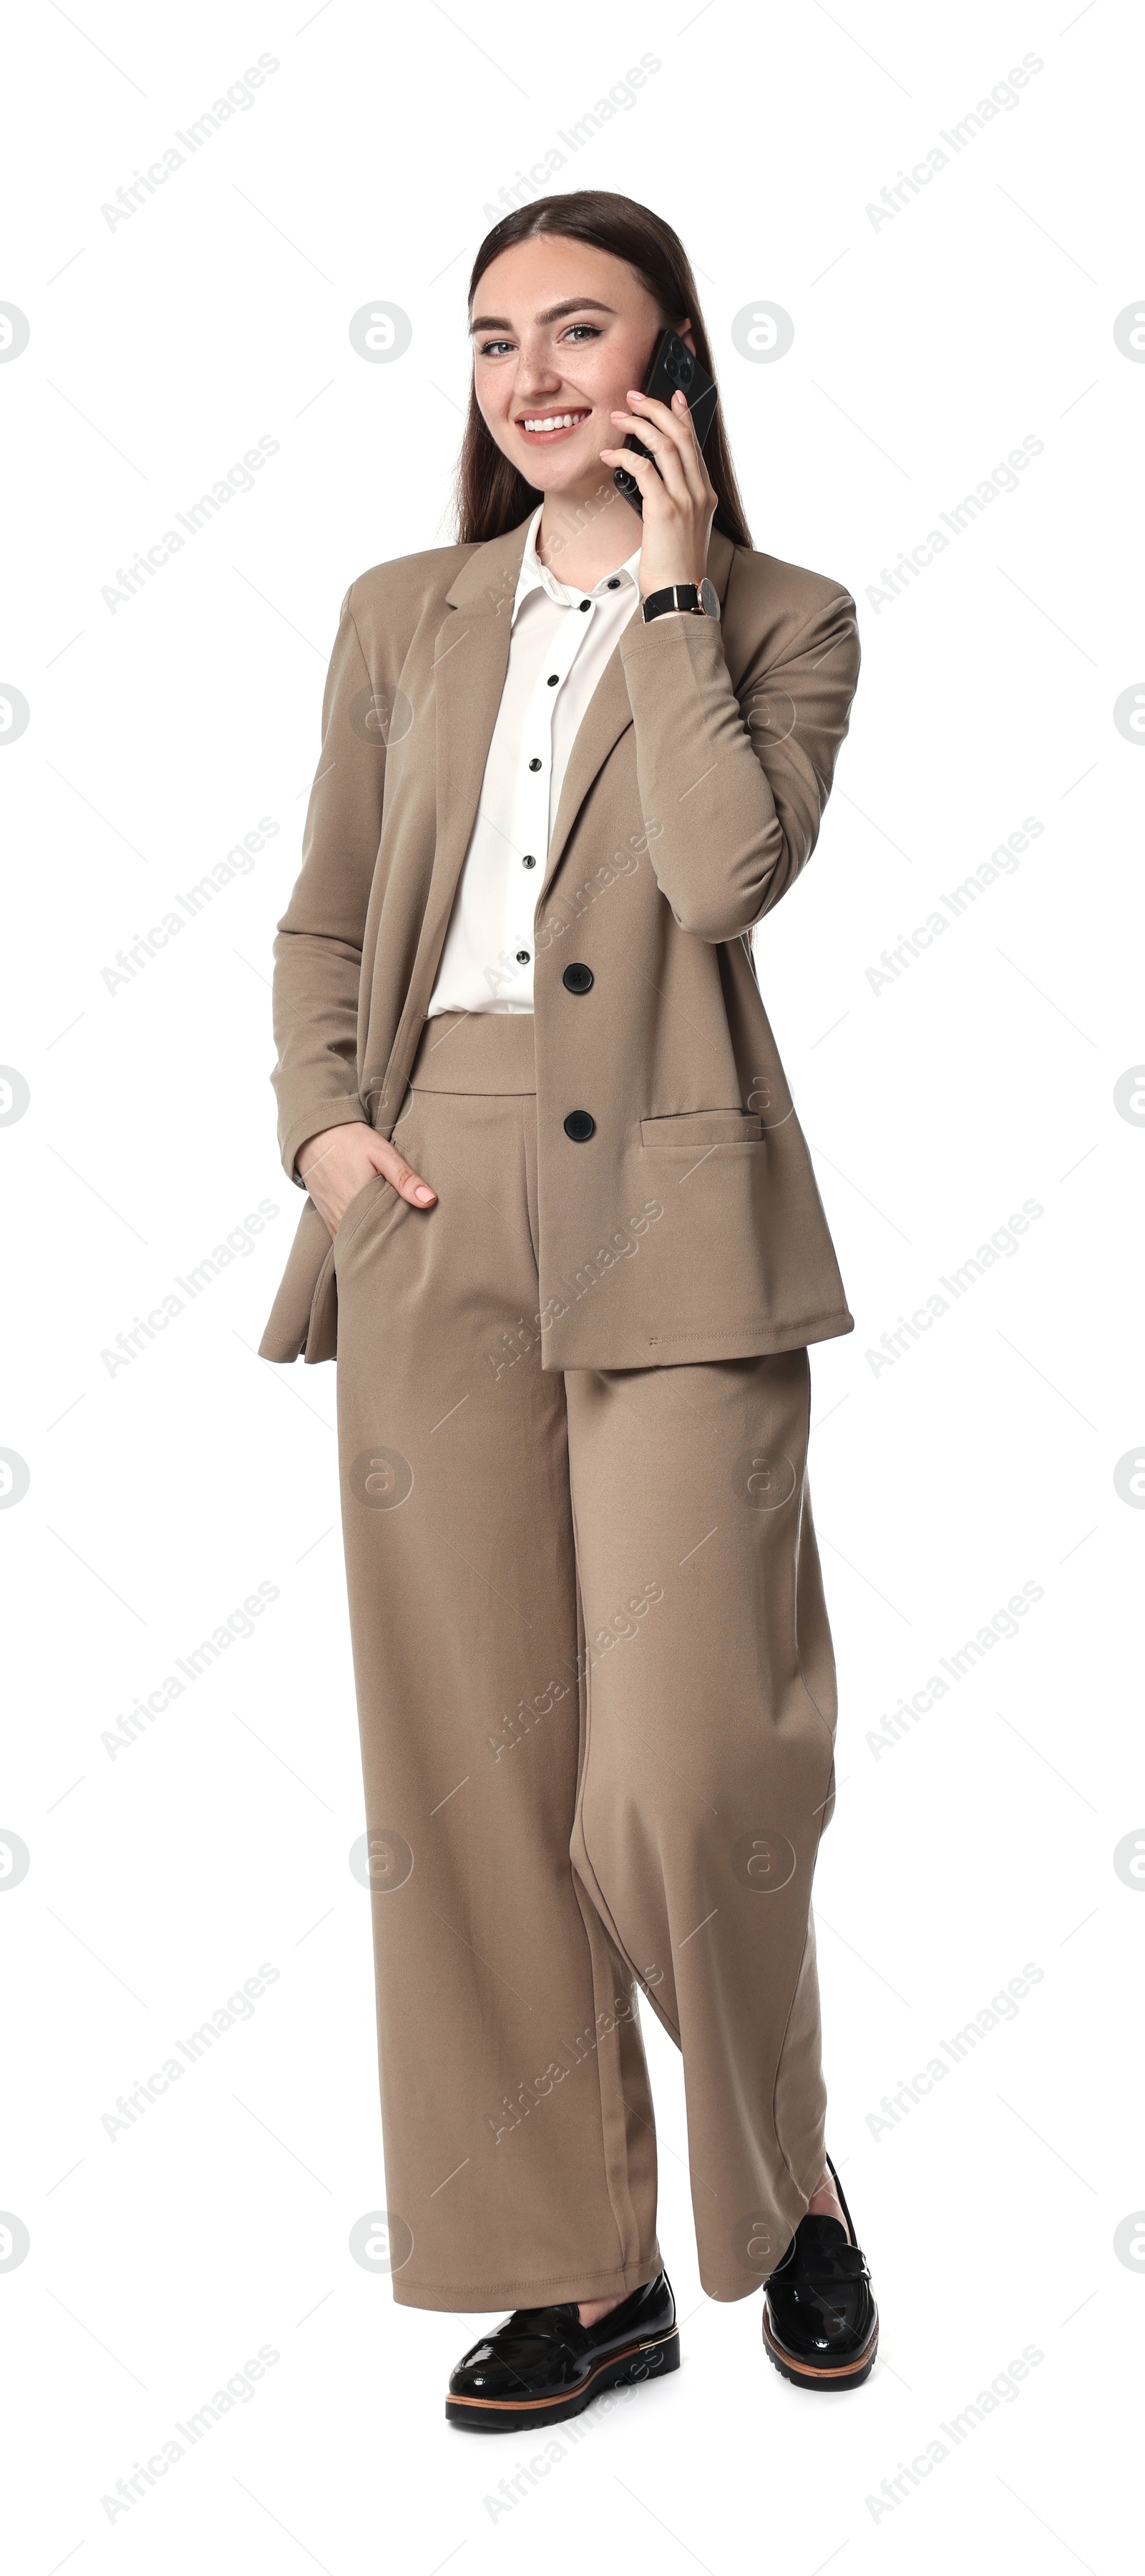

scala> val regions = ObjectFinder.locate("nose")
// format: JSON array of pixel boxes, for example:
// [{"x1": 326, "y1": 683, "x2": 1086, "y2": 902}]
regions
[
  {"x1": 516, "y1": 370, "x2": 565, "y2": 404},
  {"x1": 513, "y1": 341, "x2": 568, "y2": 400}
]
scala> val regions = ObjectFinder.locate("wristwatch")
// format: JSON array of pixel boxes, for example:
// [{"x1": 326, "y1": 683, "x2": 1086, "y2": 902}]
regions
[{"x1": 641, "y1": 578, "x2": 721, "y2": 625}]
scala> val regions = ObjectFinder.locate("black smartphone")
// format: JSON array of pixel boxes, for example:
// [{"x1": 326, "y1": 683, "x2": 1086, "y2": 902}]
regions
[{"x1": 612, "y1": 327, "x2": 718, "y2": 515}]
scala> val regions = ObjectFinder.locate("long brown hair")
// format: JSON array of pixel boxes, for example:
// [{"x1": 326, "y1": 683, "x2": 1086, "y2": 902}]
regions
[{"x1": 454, "y1": 190, "x2": 752, "y2": 550}]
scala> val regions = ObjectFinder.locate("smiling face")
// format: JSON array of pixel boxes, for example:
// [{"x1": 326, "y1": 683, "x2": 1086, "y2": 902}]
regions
[{"x1": 470, "y1": 235, "x2": 690, "y2": 505}]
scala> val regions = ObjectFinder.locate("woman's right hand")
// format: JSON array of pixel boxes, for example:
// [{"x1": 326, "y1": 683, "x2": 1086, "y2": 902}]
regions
[{"x1": 295, "y1": 1122, "x2": 437, "y2": 1242}]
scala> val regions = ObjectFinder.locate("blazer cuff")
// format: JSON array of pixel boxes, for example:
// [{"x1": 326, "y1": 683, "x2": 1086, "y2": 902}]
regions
[
  {"x1": 281, "y1": 1098, "x2": 371, "y2": 1188},
  {"x1": 618, "y1": 604, "x2": 726, "y2": 671}
]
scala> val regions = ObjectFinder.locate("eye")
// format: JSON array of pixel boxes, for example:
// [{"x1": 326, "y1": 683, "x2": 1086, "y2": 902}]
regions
[
  {"x1": 563, "y1": 323, "x2": 601, "y2": 343},
  {"x1": 476, "y1": 338, "x2": 515, "y2": 358}
]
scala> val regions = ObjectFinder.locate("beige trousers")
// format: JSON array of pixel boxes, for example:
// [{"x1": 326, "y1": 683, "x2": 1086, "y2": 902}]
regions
[{"x1": 333, "y1": 1012, "x2": 839, "y2": 2311}]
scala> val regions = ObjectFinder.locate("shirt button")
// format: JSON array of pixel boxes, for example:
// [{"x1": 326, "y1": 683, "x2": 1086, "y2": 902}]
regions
[
  {"x1": 562, "y1": 963, "x2": 594, "y2": 994},
  {"x1": 547, "y1": 673, "x2": 559, "y2": 686},
  {"x1": 606, "y1": 577, "x2": 621, "y2": 589},
  {"x1": 578, "y1": 599, "x2": 591, "y2": 612},
  {"x1": 516, "y1": 949, "x2": 530, "y2": 965},
  {"x1": 528, "y1": 757, "x2": 542, "y2": 771},
  {"x1": 563, "y1": 1110, "x2": 595, "y2": 1142},
  {"x1": 522, "y1": 854, "x2": 536, "y2": 869}
]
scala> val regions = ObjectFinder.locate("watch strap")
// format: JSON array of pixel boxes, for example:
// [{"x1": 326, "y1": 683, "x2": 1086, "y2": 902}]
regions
[{"x1": 641, "y1": 583, "x2": 702, "y2": 622}]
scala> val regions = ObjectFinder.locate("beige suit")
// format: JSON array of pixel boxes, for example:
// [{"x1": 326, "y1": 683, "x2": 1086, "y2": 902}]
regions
[
  {"x1": 259, "y1": 518, "x2": 859, "y2": 1372},
  {"x1": 260, "y1": 518, "x2": 860, "y2": 2311}
]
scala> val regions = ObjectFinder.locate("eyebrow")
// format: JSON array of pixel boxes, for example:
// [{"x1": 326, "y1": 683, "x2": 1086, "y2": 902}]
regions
[{"x1": 469, "y1": 297, "x2": 618, "y2": 334}]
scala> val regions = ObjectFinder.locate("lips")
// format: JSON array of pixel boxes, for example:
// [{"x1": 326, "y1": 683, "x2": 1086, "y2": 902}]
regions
[{"x1": 517, "y1": 409, "x2": 591, "y2": 441}]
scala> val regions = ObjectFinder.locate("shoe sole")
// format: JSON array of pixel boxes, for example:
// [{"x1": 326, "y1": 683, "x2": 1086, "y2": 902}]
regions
[
  {"x1": 446, "y1": 2325, "x2": 681, "y2": 2431},
  {"x1": 763, "y1": 2305, "x2": 879, "y2": 2391}
]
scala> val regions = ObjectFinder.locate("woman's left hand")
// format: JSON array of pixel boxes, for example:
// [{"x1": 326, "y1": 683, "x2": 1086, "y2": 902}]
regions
[{"x1": 600, "y1": 388, "x2": 718, "y2": 597}]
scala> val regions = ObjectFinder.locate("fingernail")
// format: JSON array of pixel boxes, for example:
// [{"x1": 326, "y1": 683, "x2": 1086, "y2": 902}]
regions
[{"x1": 414, "y1": 1185, "x2": 435, "y2": 1204}]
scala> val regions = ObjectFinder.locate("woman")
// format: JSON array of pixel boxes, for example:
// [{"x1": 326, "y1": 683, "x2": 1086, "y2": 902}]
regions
[{"x1": 260, "y1": 190, "x2": 877, "y2": 2426}]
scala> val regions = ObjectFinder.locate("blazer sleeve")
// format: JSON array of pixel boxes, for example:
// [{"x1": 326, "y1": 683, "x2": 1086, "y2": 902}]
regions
[
  {"x1": 617, "y1": 577, "x2": 859, "y2": 942},
  {"x1": 269, "y1": 587, "x2": 385, "y2": 1184}
]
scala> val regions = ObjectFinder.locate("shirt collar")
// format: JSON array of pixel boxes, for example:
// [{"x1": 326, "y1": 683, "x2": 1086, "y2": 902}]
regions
[{"x1": 512, "y1": 504, "x2": 642, "y2": 621}]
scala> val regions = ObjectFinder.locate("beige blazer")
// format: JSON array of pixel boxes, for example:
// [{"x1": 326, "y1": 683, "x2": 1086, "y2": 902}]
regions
[{"x1": 258, "y1": 516, "x2": 860, "y2": 1370}]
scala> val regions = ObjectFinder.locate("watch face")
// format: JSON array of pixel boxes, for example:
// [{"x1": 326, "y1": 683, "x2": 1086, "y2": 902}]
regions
[{"x1": 699, "y1": 577, "x2": 720, "y2": 622}]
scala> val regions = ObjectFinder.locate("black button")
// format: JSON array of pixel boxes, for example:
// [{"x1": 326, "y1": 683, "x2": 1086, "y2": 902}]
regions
[
  {"x1": 562, "y1": 962, "x2": 594, "y2": 994},
  {"x1": 547, "y1": 673, "x2": 559, "y2": 686},
  {"x1": 516, "y1": 949, "x2": 530, "y2": 964},
  {"x1": 522, "y1": 854, "x2": 536, "y2": 869},
  {"x1": 563, "y1": 1110, "x2": 595, "y2": 1142},
  {"x1": 606, "y1": 577, "x2": 621, "y2": 589},
  {"x1": 528, "y1": 757, "x2": 542, "y2": 770},
  {"x1": 578, "y1": 599, "x2": 591, "y2": 612}
]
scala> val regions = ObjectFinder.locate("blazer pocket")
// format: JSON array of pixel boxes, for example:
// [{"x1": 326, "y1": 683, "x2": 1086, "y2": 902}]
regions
[{"x1": 640, "y1": 1110, "x2": 764, "y2": 1149}]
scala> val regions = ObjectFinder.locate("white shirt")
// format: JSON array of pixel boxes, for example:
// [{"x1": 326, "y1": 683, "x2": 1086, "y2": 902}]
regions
[{"x1": 427, "y1": 505, "x2": 643, "y2": 1016}]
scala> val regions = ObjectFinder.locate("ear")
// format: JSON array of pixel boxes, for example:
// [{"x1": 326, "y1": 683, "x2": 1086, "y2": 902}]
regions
[{"x1": 676, "y1": 318, "x2": 697, "y2": 356}]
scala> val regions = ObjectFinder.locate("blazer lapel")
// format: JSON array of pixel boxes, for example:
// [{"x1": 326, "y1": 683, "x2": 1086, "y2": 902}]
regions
[
  {"x1": 539, "y1": 648, "x2": 633, "y2": 903},
  {"x1": 366, "y1": 523, "x2": 532, "y2": 1120},
  {"x1": 539, "y1": 526, "x2": 737, "y2": 903},
  {"x1": 418, "y1": 519, "x2": 532, "y2": 966}
]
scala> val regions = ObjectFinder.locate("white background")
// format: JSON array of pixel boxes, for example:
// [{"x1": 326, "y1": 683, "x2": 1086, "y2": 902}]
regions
[{"x1": 2, "y1": 3, "x2": 1141, "y2": 2568}]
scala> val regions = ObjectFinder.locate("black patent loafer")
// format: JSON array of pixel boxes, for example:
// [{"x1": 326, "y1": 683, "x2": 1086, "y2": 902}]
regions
[
  {"x1": 763, "y1": 2156, "x2": 878, "y2": 2390},
  {"x1": 447, "y1": 2271, "x2": 679, "y2": 2431}
]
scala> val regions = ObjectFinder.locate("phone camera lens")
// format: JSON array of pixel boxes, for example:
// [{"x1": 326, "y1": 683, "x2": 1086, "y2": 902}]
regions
[{"x1": 667, "y1": 347, "x2": 694, "y2": 388}]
